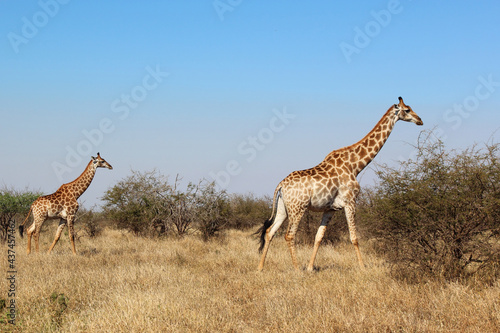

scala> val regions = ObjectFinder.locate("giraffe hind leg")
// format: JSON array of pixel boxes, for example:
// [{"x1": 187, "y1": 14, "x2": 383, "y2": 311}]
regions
[
  {"x1": 26, "y1": 213, "x2": 45, "y2": 254},
  {"x1": 26, "y1": 221, "x2": 36, "y2": 255},
  {"x1": 284, "y1": 208, "x2": 306, "y2": 270},
  {"x1": 257, "y1": 197, "x2": 288, "y2": 271},
  {"x1": 32, "y1": 221, "x2": 44, "y2": 253},
  {"x1": 257, "y1": 218, "x2": 274, "y2": 253}
]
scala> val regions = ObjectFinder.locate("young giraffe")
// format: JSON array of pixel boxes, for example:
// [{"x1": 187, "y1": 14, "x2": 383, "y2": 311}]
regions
[
  {"x1": 257, "y1": 97, "x2": 423, "y2": 271},
  {"x1": 19, "y1": 153, "x2": 113, "y2": 255}
]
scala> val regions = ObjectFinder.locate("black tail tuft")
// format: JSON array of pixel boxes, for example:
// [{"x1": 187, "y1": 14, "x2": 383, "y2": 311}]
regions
[
  {"x1": 19, "y1": 224, "x2": 24, "y2": 238},
  {"x1": 256, "y1": 218, "x2": 274, "y2": 253}
]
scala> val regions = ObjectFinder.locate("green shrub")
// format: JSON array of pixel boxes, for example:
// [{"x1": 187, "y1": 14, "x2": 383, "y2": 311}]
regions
[
  {"x1": 102, "y1": 170, "x2": 173, "y2": 236},
  {"x1": 75, "y1": 207, "x2": 104, "y2": 238},
  {"x1": 227, "y1": 193, "x2": 271, "y2": 230},
  {"x1": 0, "y1": 188, "x2": 40, "y2": 243},
  {"x1": 102, "y1": 171, "x2": 230, "y2": 239},
  {"x1": 194, "y1": 181, "x2": 230, "y2": 241},
  {"x1": 362, "y1": 132, "x2": 500, "y2": 282}
]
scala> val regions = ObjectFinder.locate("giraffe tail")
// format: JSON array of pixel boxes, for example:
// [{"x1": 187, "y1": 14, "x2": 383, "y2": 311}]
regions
[
  {"x1": 18, "y1": 205, "x2": 33, "y2": 238},
  {"x1": 257, "y1": 186, "x2": 282, "y2": 253}
]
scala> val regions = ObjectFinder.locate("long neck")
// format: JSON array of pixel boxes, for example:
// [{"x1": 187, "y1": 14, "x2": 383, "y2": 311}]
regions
[
  {"x1": 323, "y1": 107, "x2": 398, "y2": 176},
  {"x1": 66, "y1": 160, "x2": 97, "y2": 199}
]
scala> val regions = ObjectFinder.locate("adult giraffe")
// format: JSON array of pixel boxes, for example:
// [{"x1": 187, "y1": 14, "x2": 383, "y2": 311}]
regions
[
  {"x1": 19, "y1": 153, "x2": 113, "y2": 254},
  {"x1": 257, "y1": 97, "x2": 423, "y2": 271}
]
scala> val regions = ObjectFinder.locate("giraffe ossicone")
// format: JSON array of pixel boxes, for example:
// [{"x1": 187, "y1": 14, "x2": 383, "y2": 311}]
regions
[
  {"x1": 257, "y1": 97, "x2": 423, "y2": 271},
  {"x1": 19, "y1": 153, "x2": 113, "y2": 255}
]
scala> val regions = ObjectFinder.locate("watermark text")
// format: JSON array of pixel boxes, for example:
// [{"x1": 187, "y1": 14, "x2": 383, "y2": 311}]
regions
[{"x1": 210, "y1": 107, "x2": 295, "y2": 188}]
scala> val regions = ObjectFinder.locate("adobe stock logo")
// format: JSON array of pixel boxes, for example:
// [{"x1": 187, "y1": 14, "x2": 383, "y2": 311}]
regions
[
  {"x1": 7, "y1": 0, "x2": 71, "y2": 54},
  {"x1": 441, "y1": 74, "x2": 499, "y2": 133},
  {"x1": 213, "y1": 0, "x2": 243, "y2": 21},
  {"x1": 210, "y1": 107, "x2": 296, "y2": 189},
  {"x1": 397, "y1": 74, "x2": 499, "y2": 163}
]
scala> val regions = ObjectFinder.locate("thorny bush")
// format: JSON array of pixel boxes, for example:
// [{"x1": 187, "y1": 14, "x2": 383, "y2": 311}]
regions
[{"x1": 361, "y1": 131, "x2": 500, "y2": 283}]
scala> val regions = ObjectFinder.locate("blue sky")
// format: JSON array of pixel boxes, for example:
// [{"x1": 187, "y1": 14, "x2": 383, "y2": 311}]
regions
[{"x1": 1, "y1": 1, "x2": 500, "y2": 208}]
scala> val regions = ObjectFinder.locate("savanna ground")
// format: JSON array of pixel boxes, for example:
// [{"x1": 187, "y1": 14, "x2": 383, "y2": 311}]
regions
[{"x1": 1, "y1": 226, "x2": 499, "y2": 333}]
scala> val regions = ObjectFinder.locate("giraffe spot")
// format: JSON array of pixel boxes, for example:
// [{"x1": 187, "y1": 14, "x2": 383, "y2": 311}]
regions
[{"x1": 359, "y1": 148, "x2": 367, "y2": 159}]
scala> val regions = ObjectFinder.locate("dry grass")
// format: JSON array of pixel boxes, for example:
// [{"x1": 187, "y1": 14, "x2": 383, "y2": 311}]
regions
[{"x1": 1, "y1": 228, "x2": 499, "y2": 332}]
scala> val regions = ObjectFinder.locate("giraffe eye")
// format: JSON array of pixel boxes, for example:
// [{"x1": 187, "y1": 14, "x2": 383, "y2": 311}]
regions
[{"x1": 404, "y1": 109, "x2": 410, "y2": 113}]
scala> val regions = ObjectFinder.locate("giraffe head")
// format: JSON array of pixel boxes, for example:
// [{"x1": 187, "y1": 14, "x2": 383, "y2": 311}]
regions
[
  {"x1": 393, "y1": 97, "x2": 423, "y2": 126},
  {"x1": 91, "y1": 152, "x2": 113, "y2": 170}
]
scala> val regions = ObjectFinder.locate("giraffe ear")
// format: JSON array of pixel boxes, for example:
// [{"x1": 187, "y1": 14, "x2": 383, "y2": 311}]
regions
[
  {"x1": 398, "y1": 96, "x2": 405, "y2": 106},
  {"x1": 91, "y1": 156, "x2": 96, "y2": 160}
]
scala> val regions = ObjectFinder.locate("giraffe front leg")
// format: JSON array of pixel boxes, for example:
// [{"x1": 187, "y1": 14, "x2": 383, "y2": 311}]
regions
[
  {"x1": 307, "y1": 210, "x2": 334, "y2": 272},
  {"x1": 48, "y1": 219, "x2": 66, "y2": 254},
  {"x1": 67, "y1": 216, "x2": 77, "y2": 255},
  {"x1": 345, "y1": 204, "x2": 364, "y2": 268}
]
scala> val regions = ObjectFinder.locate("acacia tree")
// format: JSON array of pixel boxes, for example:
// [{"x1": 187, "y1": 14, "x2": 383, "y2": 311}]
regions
[
  {"x1": 102, "y1": 170, "x2": 173, "y2": 235},
  {"x1": 166, "y1": 179, "x2": 197, "y2": 237},
  {"x1": 362, "y1": 132, "x2": 500, "y2": 280},
  {"x1": 194, "y1": 181, "x2": 230, "y2": 241},
  {"x1": 102, "y1": 171, "x2": 230, "y2": 239}
]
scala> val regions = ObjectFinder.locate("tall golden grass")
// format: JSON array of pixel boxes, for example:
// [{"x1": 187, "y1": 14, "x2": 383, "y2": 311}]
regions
[{"x1": 1, "y1": 227, "x2": 499, "y2": 332}]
